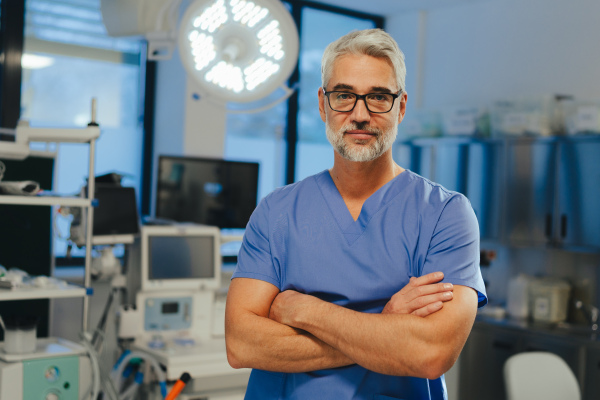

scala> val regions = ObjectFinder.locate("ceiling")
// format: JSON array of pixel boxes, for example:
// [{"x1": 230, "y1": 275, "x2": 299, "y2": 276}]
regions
[{"x1": 310, "y1": 0, "x2": 485, "y2": 16}]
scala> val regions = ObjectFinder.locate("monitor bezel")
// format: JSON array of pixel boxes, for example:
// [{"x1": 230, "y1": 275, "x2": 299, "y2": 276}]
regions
[{"x1": 140, "y1": 225, "x2": 221, "y2": 292}]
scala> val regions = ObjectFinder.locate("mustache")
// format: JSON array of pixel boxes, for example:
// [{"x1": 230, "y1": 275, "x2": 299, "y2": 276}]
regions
[{"x1": 342, "y1": 122, "x2": 381, "y2": 135}]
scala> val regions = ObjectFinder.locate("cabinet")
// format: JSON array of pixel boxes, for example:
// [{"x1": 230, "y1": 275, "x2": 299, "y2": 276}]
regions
[
  {"x1": 458, "y1": 325, "x2": 523, "y2": 400},
  {"x1": 397, "y1": 135, "x2": 600, "y2": 251},
  {"x1": 0, "y1": 125, "x2": 100, "y2": 332},
  {"x1": 459, "y1": 322, "x2": 592, "y2": 400},
  {"x1": 557, "y1": 137, "x2": 600, "y2": 249},
  {"x1": 503, "y1": 136, "x2": 600, "y2": 250},
  {"x1": 583, "y1": 345, "x2": 600, "y2": 399}
]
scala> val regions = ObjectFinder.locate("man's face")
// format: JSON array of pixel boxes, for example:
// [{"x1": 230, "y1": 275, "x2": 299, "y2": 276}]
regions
[{"x1": 319, "y1": 54, "x2": 407, "y2": 163}]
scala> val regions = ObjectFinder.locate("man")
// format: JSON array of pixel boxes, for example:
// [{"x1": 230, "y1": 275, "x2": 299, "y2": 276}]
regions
[{"x1": 225, "y1": 28, "x2": 487, "y2": 399}]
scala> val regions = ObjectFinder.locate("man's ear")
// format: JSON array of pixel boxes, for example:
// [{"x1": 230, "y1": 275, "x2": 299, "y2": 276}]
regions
[
  {"x1": 318, "y1": 88, "x2": 327, "y2": 123},
  {"x1": 397, "y1": 92, "x2": 408, "y2": 125}
]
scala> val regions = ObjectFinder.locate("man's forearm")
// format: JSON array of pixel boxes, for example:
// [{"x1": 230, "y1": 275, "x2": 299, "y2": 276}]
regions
[
  {"x1": 271, "y1": 286, "x2": 478, "y2": 379},
  {"x1": 226, "y1": 310, "x2": 353, "y2": 372},
  {"x1": 225, "y1": 278, "x2": 353, "y2": 372}
]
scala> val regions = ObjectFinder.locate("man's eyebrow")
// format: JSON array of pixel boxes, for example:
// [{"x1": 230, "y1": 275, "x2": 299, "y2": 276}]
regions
[
  {"x1": 330, "y1": 83, "x2": 354, "y2": 91},
  {"x1": 370, "y1": 86, "x2": 394, "y2": 94},
  {"x1": 329, "y1": 84, "x2": 395, "y2": 93}
]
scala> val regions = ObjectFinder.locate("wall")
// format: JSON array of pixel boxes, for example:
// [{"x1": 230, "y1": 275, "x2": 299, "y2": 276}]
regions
[{"x1": 386, "y1": 0, "x2": 600, "y2": 109}]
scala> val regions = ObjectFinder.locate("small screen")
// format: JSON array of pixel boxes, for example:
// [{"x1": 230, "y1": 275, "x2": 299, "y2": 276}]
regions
[
  {"x1": 92, "y1": 185, "x2": 139, "y2": 236},
  {"x1": 162, "y1": 302, "x2": 179, "y2": 314},
  {"x1": 148, "y1": 235, "x2": 215, "y2": 280}
]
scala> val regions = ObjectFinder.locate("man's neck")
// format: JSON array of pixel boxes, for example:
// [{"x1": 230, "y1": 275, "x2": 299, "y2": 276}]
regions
[{"x1": 328, "y1": 151, "x2": 404, "y2": 203}]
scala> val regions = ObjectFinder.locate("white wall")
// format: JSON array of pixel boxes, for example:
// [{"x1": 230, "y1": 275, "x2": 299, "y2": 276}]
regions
[{"x1": 386, "y1": 0, "x2": 600, "y2": 110}]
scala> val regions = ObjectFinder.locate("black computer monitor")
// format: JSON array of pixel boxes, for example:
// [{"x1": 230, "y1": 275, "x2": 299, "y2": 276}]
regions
[{"x1": 155, "y1": 155, "x2": 259, "y2": 229}]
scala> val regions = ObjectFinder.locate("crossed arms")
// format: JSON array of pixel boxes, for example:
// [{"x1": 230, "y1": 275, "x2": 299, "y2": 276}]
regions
[{"x1": 225, "y1": 272, "x2": 478, "y2": 380}]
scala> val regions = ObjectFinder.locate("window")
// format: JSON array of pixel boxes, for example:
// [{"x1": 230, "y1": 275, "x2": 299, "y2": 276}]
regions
[{"x1": 20, "y1": 0, "x2": 146, "y2": 257}]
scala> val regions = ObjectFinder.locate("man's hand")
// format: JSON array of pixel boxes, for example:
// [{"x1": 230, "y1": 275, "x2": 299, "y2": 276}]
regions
[
  {"x1": 269, "y1": 290, "x2": 311, "y2": 326},
  {"x1": 382, "y1": 272, "x2": 453, "y2": 317}
]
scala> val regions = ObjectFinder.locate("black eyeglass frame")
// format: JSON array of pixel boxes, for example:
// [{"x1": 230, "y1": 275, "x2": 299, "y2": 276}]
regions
[{"x1": 322, "y1": 88, "x2": 403, "y2": 114}]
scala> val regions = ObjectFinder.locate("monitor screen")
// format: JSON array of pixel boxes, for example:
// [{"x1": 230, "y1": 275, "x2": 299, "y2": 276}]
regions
[
  {"x1": 93, "y1": 185, "x2": 139, "y2": 236},
  {"x1": 155, "y1": 156, "x2": 259, "y2": 229},
  {"x1": 140, "y1": 225, "x2": 221, "y2": 291},
  {"x1": 149, "y1": 235, "x2": 214, "y2": 280}
]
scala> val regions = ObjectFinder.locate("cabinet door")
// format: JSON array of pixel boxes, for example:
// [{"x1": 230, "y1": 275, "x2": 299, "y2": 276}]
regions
[
  {"x1": 583, "y1": 346, "x2": 600, "y2": 400},
  {"x1": 558, "y1": 137, "x2": 600, "y2": 250},
  {"x1": 467, "y1": 140, "x2": 503, "y2": 240},
  {"x1": 459, "y1": 327, "x2": 522, "y2": 400},
  {"x1": 433, "y1": 139, "x2": 469, "y2": 194},
  {"x1": 504, "y1": 138, "x2": 557, "y2": 245}
]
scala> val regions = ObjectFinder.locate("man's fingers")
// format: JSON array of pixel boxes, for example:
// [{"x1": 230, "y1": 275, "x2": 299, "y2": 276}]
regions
[
  {"x1": 412, "y1": 301, "x2": 444, "y2": 317},
  {"x1": 409, "y1": 272, "x2": 445, "y2": 287},
  {"x1": 410, "y1": 291, "x2": 453, "y2": 310},
  {"x1": 401, "y1": 281, "x2": 454, "y2": 303}
]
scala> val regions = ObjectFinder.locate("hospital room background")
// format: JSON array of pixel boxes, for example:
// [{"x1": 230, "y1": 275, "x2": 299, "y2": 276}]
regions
[{"x1": 0, "y1": 0, "x2": 599, "y2": 399}]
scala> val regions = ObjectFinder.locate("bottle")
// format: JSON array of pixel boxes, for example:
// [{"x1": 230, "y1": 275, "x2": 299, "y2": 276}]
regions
[{"x1": 507, "y1": 273, "x2": 531, "y2": 319}]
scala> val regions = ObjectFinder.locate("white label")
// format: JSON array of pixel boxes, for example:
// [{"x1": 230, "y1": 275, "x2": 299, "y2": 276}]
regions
[
  {"x1": 502, "y1": 112, "x2": 529, "y2": 134},
  {"x1": 575, "y1": 106, "x2": 600, "y2": 132}
]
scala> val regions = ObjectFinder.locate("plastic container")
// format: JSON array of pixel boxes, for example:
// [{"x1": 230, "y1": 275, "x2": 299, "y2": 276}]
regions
[
  {"x1": 529, "y1": 278, "x2": 571, "y2": 323},
  {"x1": 2, "y1": 315, "x2": 38, "y2": 354},
  {"x1": 507, "y1": 273, "x2": 532, "y2": 319}
]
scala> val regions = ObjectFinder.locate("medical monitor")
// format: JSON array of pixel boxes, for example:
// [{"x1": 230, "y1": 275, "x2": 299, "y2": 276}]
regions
[
  {"x1": 92, "y1": 185, "x2": 139, "y2": 244},
  {"x1": 140, "y1": 225, "x2": 221, "y2": 291},
  {"x1": 155, "y1": 155, "x2": 259, "y2": 229}
]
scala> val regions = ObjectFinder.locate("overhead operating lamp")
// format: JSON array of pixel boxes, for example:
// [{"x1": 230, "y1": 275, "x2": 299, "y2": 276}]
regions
[
  {"x1": 100, "y1": 0, "x2": 299, "y2": 109},
  {"x1": 178, "y1": 0, "x2": 299, "y2": 107}
]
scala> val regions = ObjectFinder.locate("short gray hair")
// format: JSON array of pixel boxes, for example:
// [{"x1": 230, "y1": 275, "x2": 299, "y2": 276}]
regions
[{"x1": 321, "y1": 28, "x2": 406, "y2": 93}]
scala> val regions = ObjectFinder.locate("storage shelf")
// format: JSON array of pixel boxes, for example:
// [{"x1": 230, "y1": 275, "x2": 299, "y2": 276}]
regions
[
  {"x1": 0, "y1": 283, "x2": 89, "y2": 301},
  {"x1": 0, "y1": 194, "x2": 92, "y2": 207},
  {"x1": 18, "y1": 126, "x2": 101, "y2": 143}
]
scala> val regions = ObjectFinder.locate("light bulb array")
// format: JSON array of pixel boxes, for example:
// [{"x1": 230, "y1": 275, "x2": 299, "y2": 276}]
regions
[
  {"x1": 188, "y1": 31, "x2": 217, "y2": 70},
  {"x1": 180, "y1": 0, "x2": 298, "y2": 100},
  {"x1": 193, "y1": 0, "x2": 228, "y2": 33},
  {"x1": 231, "y1": 0, "x2": 269, "y2": 28},
  {"x1": 244, "y1": 58, "x2": 280, "y2": 91},
  {"x1": 205, "y1": 61, "x2": 244, "y2": 93},
  {"x1": 258, "y1": 20, "x2": 284, "y2": 60}
]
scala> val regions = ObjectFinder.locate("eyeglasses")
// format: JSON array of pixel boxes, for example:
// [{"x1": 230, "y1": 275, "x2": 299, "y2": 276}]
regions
[{"x1": 322, "y1": 88, "x2": 403, "y2": 114}]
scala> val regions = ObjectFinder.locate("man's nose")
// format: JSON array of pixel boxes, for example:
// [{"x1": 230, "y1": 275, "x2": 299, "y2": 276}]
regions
[{"x1": 351, "y1": 97, "x2": 371, "y2": 122}]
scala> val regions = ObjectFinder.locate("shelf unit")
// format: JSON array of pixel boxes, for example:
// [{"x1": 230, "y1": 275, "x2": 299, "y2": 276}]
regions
[{"x1": 0, "y1": 124, "x2": 100, "y2": 332}]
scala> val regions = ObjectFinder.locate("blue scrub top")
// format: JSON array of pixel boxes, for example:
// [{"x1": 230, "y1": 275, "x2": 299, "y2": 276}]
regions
[{"x1": 233, "y1": 169, "x2": 487, "y2": 400}]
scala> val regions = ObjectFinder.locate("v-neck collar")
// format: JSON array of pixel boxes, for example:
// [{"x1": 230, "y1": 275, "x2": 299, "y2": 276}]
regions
[{"x1": 314, "y1": 169, "x2": 411, "y2": 245}]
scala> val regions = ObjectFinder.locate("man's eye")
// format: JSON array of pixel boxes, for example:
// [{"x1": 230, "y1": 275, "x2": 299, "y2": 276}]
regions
[
  {"x1": 370, "y1": 94, "x2": 388, "y2": 101},
  {"x1": 336, "y1": 93, "x2": 354, "y2": 100}
]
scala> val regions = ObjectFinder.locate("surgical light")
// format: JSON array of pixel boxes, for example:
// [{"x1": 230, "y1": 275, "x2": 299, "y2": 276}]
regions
[{"x1": 178, "y1": 0, "x2": 299, "y2": 104}]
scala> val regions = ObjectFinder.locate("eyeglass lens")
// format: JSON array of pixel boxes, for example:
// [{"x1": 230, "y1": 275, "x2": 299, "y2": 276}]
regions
[{"x1": 328, "y1": 92, "x2": 395, "y2": 113}]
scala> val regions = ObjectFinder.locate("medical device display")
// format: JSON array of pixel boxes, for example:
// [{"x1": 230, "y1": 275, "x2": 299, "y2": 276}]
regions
[
  {"x1": 68, "y1": 184, "x2": 140, "y2": 246},
  {"x1": 155, "y1": 155, "x2": 259, "y2": 229},
  {"x1": 140, "y1": 225, "x2": 221, "y2": 291},
  {"x1": 92, "y1": 184, "x2": 139, "y2": 238}
]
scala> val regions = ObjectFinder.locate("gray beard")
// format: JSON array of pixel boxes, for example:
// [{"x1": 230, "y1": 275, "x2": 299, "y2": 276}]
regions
[{"x1": 325, "y1": 121, "x2": 398, "y2": 162}]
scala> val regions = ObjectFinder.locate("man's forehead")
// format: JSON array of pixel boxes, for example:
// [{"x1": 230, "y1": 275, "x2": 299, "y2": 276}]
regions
[{"x1": 329, "y1": 54, "x2": 397, "y2": 90}]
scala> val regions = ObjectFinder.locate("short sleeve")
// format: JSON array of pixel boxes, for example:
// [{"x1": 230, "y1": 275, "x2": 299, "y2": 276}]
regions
[
  {"x1": 421, "y1": 195, "x2": 488, "y2": 307},
  {"x1": 232, "y1": 197, "x2": 281, "y2": 289}
]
